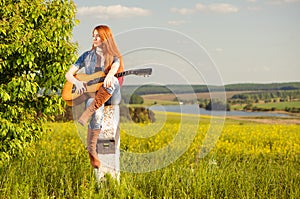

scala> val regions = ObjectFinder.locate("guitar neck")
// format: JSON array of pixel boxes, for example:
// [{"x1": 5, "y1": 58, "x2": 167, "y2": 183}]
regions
[
  {"x1": 86, "y1": 70, "x2": 131, "y2": 86},
  {"x1": 115, "y1": 70, "x2": 131, "y2": 78},
  {"x1": 85, "y1": 68, "x2": 151, "y2": 86},
  {"x1": 70, "y1": 68, "x2": 151, "y2": 96}
]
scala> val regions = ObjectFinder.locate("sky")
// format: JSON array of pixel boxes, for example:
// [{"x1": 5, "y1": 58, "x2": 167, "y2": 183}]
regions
[{"x1": 71, "y1": 0, "x2": 300, "y2": 85}]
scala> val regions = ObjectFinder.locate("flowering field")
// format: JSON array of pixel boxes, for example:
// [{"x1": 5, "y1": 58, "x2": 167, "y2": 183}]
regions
[{"x1": 0, "y1": 112, "x2": 299, "y2": 198}]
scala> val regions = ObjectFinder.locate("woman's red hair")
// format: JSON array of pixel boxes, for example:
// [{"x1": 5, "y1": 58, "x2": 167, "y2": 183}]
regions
[{"x1": 92, "y1": 25, "x2": 124, "y2": 74}]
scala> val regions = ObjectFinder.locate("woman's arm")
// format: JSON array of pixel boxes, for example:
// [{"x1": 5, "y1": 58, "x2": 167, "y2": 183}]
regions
[
  {"x1": 65, "y1": 66, "x2": 86, "y2": 94},
  {"x1": 65, "y1": 65, "x2": 79, "y2": 84},
  {"x1": 103, "y1": 61, "x2": 120, "y2": 88}
]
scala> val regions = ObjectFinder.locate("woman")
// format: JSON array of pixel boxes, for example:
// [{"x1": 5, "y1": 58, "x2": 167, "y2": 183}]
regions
[{"x1": 65, "y1": 25, "x2": 124, "y2": 168}]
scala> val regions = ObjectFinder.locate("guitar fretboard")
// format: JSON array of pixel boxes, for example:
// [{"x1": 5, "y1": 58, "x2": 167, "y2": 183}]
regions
[
  {"x1": 72, "y1": 68, "x2": 151, "y2": 92},
  {"x1": 115, "y1": 71, "x2": 131, "y2": 78}
]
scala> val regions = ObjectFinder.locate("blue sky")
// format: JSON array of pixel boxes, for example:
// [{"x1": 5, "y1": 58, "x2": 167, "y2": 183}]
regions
[{"x1": 72, "y1": 0, "x2": 300, "y2": 85}]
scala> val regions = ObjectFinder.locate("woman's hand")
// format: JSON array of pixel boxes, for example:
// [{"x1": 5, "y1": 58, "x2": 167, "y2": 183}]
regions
[
  {"x1": 103, "y1": 74, "x2": 114, "y2": 88},
  {"x1": 103, "y1": 61, "x2": 119, "y2": 88},
  {"x1": 65, "y1": 66, "x2": 86, "y2": 94},
  {"x1": 74, "y1": 80, "x2": 86, "y2": 94}
]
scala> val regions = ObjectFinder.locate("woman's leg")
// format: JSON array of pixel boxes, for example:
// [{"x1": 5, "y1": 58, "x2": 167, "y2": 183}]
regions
[
  {"x1": 105, "y1": 79, "x2": 121, "y2": 106},
  {"x1": 78, "y1": 87, "x2": 111, "y2": 126},
  {"x1": 81, "y1": 78, "x2": 121, "y2": 168},
  {"x1": 85, "y1": 98, "x2": 103, "y2": 168},
  {"x1": 78, "y1": 77, "x2": 121, "y2": 126}
]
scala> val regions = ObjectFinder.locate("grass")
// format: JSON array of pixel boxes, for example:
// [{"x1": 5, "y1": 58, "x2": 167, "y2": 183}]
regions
[
  {"x1": 230, "y1": 101, "x2": 300, "y2": 111},
  {"x1": 0, "y1": 113, "x2": 299, "y2": 198},
  {"x1": 255, "y1": 101, "x2": 300, "y2": 109},
  {"x1": 143, "y1": 99, "x2": 179, "y2": 106}
]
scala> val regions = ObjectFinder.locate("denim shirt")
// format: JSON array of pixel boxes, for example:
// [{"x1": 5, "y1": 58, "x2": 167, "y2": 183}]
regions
[{"x1": 73, "y1": 49, "x2": 119, "y2": 75}]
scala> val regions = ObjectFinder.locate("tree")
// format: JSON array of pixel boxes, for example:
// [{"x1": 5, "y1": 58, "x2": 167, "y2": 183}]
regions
[
  {"x1": 0, "y1": 0, "x2": 78, "y2": 163},
  {"x1": 205, "y1": 99, "x2": 230, "y2": 111},
  {"x1": 129, "y1": 94, "x2": 144, "y2": 104}
]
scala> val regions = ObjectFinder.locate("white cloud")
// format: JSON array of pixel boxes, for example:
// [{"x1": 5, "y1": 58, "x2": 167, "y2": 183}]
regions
[
  {"x1": 168, "y1": 20, "x2": 187, "y2": 26},
  {"x1": 210, "y1": 48, "x2": 224, "y2": 54},
  {"x1": 171, "y1": 3, "x2": 239, "y2": 15},
  {"x1": 215, "y1": 48, "x2": 224, "y2": 53},
  {"x1": 77, "y1": 5, "x2": 151, "y2": 19},
  {"x1": 267, "y1": 0, "x2": 300, "y2": 5},
  {"x1": 247, "y1": 6, "x2": 262, "y2": 11},
  {"x1": 195, "y1": 3, "x2": 206, "y2": 11},
  {"x1": 170, "y1": 7, "x2": 195, "y2": 15},
  {"x1": 263, "y1": 66, "x2": 271, "y2": 71},
  {"x1": 207, "y1": 3, "x2": 239, "y2": 13},
  {"x1": 247, "y1": 65, "x2": 271, "y2": 72}
]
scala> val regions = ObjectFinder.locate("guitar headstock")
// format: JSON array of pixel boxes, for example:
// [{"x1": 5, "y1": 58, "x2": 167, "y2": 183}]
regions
[{"x1": 131, "y1": 68, "x2": 152, "y2": 77}]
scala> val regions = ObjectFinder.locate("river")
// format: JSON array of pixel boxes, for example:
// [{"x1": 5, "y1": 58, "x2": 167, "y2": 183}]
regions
[{"x1": 148, "y1": 104, "x2": 292, "y2": 117}]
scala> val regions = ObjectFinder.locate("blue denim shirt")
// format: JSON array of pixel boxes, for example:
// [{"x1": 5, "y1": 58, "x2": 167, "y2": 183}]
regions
[{"x1": 73, "y1": 49, "x2": 119, "y2": 75}]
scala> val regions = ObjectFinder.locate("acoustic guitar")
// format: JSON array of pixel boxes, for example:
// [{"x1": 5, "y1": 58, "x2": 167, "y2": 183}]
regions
[{"x1": 62, "y1": 68, "x2": 152, "y2": 106}]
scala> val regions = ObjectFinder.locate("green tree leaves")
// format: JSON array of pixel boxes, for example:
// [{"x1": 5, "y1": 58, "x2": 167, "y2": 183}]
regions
[{"x1": 0, "y1": 0, "x2": 77, "y2": 163}]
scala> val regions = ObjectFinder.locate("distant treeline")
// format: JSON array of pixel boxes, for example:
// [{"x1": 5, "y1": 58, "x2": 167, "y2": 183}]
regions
[
  {"x1": 231, "y1": 90, "x2": 300, "y2": 101},
  {"x1": 122, "y1": 82, "x2": 300, "y2": 95},
  {"x1": 224, "y1": 82, "x2": 300, "y2": 91}
]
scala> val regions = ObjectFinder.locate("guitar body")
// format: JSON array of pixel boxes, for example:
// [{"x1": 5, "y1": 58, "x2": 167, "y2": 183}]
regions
[
  {"x1": 64, "y1": 93, "x2": 91, "y2": 106},
  {"x1": 62, "y1": 68, "x2": 152, "y2": 106},
  {"x1": 62, "y1": 71, "x2": 105, "y2": 103}
]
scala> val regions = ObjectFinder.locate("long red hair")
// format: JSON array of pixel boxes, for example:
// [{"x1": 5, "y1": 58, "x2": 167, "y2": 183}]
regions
[{"x1": 92, "y1": 25, "x2": 124, "y2": 73}]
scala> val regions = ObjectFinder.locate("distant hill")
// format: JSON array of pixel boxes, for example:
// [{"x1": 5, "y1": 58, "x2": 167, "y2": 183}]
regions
[
  {"x1": 122, "y1": 82, "x2": 300, "y2": 95},
  {"x1": 224, "y1": 82, "x2": 300, "y2": 91}
]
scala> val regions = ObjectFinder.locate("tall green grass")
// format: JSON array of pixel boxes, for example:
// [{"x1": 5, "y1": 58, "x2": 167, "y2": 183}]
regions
[
  {"x1": 255, "y1": 101, "x2": 300, "y2": 109},
  {"x1": 0, "y1": 114, "x2": 299, "y2": 198}
]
